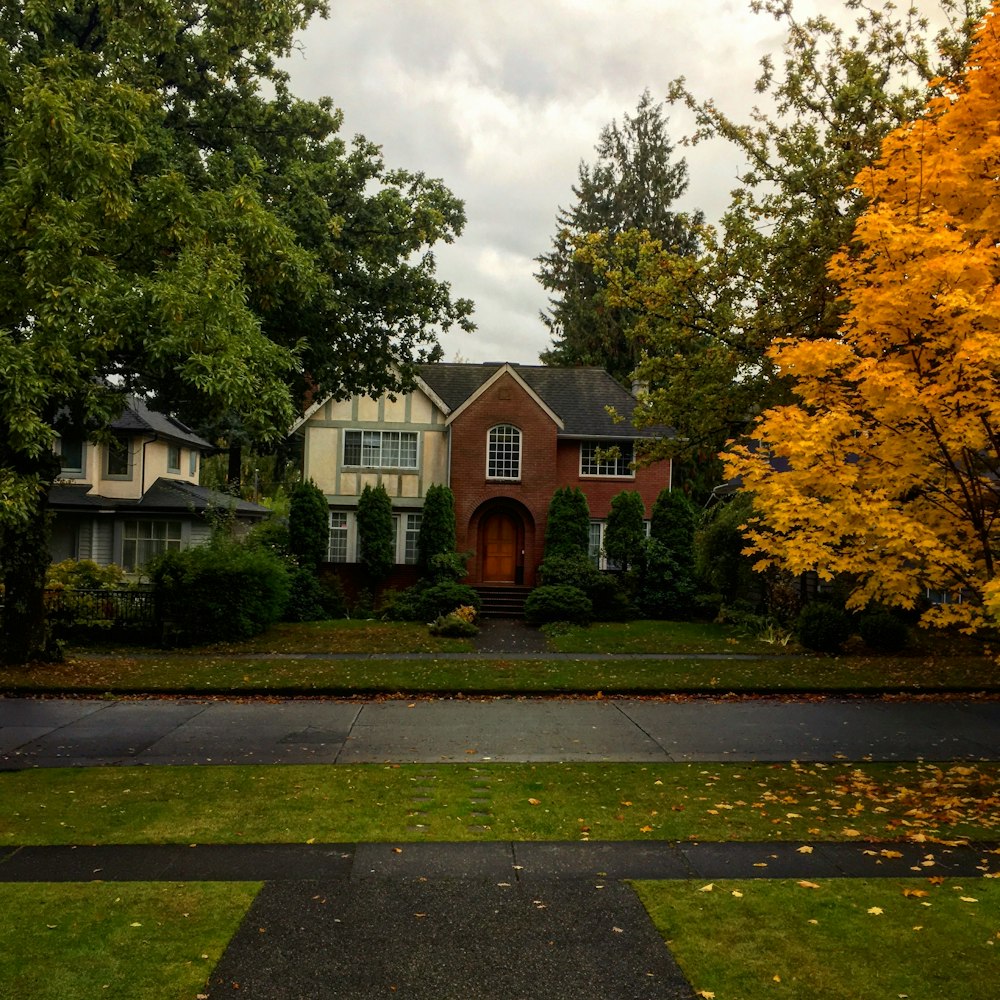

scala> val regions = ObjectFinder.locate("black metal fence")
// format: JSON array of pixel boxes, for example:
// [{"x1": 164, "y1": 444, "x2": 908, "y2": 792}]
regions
[{"x1": 44, "y1": 588, "x2": 157, "y2": 632}]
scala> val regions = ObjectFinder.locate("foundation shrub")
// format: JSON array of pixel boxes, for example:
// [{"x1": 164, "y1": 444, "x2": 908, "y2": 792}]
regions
[{"x1": 524, "y1": 584, "x2": 592, "y2": 625}]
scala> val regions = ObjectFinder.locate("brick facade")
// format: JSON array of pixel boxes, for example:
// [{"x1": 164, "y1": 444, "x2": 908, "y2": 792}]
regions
[{"x1": 448, "y1": 371, "x2": 671, "y2": 587}]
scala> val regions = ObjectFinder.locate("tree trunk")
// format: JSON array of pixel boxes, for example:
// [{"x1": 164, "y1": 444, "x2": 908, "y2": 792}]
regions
[
  {"x1": 1, "y1": 501, "x2": 56, "y2": 665},
  {"x1": 227, "y1": 443, "x2": 242, "y2": 492}
]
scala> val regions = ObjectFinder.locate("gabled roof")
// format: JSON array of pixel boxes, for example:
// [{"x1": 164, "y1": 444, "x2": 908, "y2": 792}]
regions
[
  {"x1": 441, "y1": 364, "x2": 564, "y2": 430},
  {"x1": 111, "y1": 397, "x2": 212, "y2": 450},
  {"x1": 417, "y1": 363, "x2": 670, "y2": 439}
]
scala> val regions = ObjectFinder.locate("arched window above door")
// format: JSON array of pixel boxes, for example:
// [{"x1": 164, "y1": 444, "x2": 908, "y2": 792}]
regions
[{"x1": 487, "y1": 424, "x2": 521, "y2": 480}]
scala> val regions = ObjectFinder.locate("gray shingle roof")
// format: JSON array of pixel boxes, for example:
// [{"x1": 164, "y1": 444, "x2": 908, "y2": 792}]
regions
[
  {"x1": 111, "y1": 397, "x2": 212, "y2": 450},
  {"x1": 416, "y1": 363, "x2": 671, "y2": 439},
  {"x1": 47, "y1": 478, "x2": 268, "y2": 518}
]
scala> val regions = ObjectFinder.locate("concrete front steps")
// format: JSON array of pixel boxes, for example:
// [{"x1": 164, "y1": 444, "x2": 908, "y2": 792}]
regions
[{"x1": 475, "y1": 586, "x2": 530, "y2": 618}]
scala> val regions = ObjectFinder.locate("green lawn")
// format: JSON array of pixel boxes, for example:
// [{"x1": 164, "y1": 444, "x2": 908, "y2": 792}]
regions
[
  {"x1": 636, "y1": 878, "x2": 1000, "y2": 999},
  {"x1": 0, "y1": 882, "x2": 258, "y2": 1000},
  {"x1": 3, "y1": 760, "x2": 998, "y2": 845},
  {"x1": 0, "y1": 617, "x2": 992, "y2": 694}
]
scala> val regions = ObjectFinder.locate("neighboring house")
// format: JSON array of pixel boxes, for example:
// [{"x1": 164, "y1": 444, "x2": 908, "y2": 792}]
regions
[
  {"x1": 293, "y1": 362, "x2": 673, "y2": 589},
  {"x1": 47, "y1": 396, "x2": 268, "y2": 571}
]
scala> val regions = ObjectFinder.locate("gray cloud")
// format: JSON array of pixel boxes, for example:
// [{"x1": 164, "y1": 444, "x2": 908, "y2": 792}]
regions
[{"x1": 282, "y1": 1, "x2": 943, "y2": 365}]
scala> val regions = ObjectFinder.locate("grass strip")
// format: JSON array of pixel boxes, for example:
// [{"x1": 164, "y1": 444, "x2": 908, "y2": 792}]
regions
[
  {"x1": 3, "y1": 653, "x2": 995, "y2": 694},
  {"x1": 635, "y1": 878, "x2": 1000, "y2": 1000},
  {"x1": 0, "y1": 881, "x2": 259, "y2": 1000},
  {"x1": 2, "y1": 761, "x2": 998, "y2": 846}
]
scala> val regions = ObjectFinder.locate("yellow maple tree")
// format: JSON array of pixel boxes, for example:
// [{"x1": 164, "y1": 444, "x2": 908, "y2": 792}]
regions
[{"x1": 725, "y1": 3, "x2": 1000, "y2": 632}]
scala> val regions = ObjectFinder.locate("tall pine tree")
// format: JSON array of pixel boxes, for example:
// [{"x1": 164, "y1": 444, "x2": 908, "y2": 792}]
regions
[{"x1": 536, "y1": 91, "x2": 703, "y2": 384}]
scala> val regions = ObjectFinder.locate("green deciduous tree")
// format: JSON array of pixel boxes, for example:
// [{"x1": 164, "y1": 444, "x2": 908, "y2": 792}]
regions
[
  {"x1": 585, "y1": 2, "x2": 984, "y2": 501},
  {"x1": 537, "y1": 91, "x2": 704, "y2": 384},
  {"x1": 0, "y1": 1, "x2": 472, "y2": 661}
]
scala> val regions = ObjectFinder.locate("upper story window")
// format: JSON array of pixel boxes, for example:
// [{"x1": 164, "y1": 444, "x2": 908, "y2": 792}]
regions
[
  {"x1": 167, "y1": 443, "x2": 182, "y2": 474},
  {"x1": 580, "y1": 440, "x2": 634, "y2": 478},
  {"x1": 487, "y1": 424, "x2": 521, "y2": 480},
  {"x1": 343, "y1": 430, "x2": 418, "y2": 470},
  {"x1": 56, "y1": 436, "x2": 86, "y2": 478},
  {"x1": 105, "y1": 435, "x2": 132, "y2": 479},
  {"x1": 188, "y1": 450, "x2": 198, "y2": 477}
]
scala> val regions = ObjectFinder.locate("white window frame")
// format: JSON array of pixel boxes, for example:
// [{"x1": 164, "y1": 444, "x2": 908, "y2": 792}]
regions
[
  {"x1": 343, "y1": 430, "x2": 418, "y2": 470},
  {"x1": 327, "y1": 510, "x2": 356, "y2": 563},
  {"x1": 487, "y1": 424, "x2": 521, "y2": 480},
  {"x1": 589, "y1": 518, "x2": 650, "y2": 570},
  {"x1": 167, "y1": 443, "x2": 182, "y2": 474},
  {"x1": 398, "y1": 511, "x2": 422, "y2": 565},
  {"x1": 121, "y1": 519, "x2": 183, "y2": 570},
  {"x1": 580, "y1": 440, "x2": 635, "y2": 478}
]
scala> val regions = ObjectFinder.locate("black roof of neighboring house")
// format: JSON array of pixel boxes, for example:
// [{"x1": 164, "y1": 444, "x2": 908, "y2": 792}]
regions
[
  {"x1": 416, "y1": 363, "x2": 671, "y2": 440},
  {"x1": 110, "y1": 397, "x2": 212, "y2": 450},
  {"x1": 48, "y1": 478, "x2": 269, "y2": 519}
]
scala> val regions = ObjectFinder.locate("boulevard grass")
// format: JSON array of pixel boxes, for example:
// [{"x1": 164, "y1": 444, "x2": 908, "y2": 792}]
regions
[
  {"x1": 0, "y1": 881, "x2": 258, "y2": 1000},
  {"x1": 3, "y1": 760, "x2": 999, "y2": 846},
  {"x1": 636, "y1": 878, "x2": 1000, "y2": 1000}
]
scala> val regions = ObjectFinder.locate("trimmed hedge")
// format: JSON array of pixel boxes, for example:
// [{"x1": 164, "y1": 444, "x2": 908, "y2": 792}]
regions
[
  {"x1": 524, "y1": 585, "x2": 592, "y2": 626},
  {"x1": 151, "y1": 540, "x2": 290, "y2": 644}
]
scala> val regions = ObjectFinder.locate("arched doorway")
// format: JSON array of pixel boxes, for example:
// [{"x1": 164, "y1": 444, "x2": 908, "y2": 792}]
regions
[{"x1": 482, "y1": 511, "x2": 519, "y2": 583}]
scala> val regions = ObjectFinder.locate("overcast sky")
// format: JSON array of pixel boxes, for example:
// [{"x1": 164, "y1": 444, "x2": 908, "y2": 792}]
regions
[{"x1": 279, "y1": 1, "x2": 944, "y2": 366}]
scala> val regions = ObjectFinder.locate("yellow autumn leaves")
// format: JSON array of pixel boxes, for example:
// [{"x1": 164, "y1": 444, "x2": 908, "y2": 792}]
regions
[{"x1": 725, "y1": 3, "x2": 1000, "y2": 633}]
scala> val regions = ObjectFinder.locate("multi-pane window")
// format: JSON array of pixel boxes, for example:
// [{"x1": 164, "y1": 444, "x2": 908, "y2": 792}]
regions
[
  {"x1": 487, "y1": 424, "x2": 521, "y2": 480},
  {"x1": 106, "y1": 435, "x2": 131, "y2": 478},
  {"x1": 403, "y1": 512, "x2": 422, "y2": 565},
  {"x1": 580, "y1": 441, "x2": 634, "y2": 477},
  {"x1": 588, "y1": 521, "x2": 603, "y2": 567},
  {"x1": 122, "y1": 520, "x2": 182, "y2": 570},
  {"x1": 167, "y1": 444, "x2": 181, "y2": 473},
  {"x1": 328, "y1": 511, "x2": 350, "y2": 562},
  {"x1": 343, "y1": 430, "x2": 418, "y2": 469}
]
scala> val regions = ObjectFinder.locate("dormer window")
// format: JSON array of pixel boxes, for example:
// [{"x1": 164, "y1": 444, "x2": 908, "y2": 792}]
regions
[{"x1": 487, "y1": 424, "x2": 521, "y2": 480}]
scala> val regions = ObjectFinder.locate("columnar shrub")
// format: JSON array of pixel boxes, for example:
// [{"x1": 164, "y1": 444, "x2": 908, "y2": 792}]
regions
[
  {"x1": 356, "y1": 483, "x2": 394, "y2": 587},
  {"x1": 417, "y1": 484, "x2": 457, "y2": 577},
  {"x1": 288, "y1": 479, "x2": 330, "y2": 570},
  {"x1": 604, "y1": 490, "x2": 646, "y2": 571},
  {"x1": 650, "y1": 488, "x2": 696, "y2": 573},
  {"x1": 543, "y1": 487, "x2": 590, "y2": 558}
]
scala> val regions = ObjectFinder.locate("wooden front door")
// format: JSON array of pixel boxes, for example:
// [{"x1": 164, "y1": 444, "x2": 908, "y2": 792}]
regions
[{"x1": 482, "y1": 513, "x2": 518, "y2": 583}]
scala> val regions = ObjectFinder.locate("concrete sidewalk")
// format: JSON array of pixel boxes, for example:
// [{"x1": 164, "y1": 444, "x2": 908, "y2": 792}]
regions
[{"x1": 3, "y1": 695, "x2": 1000, "y2": 768}]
